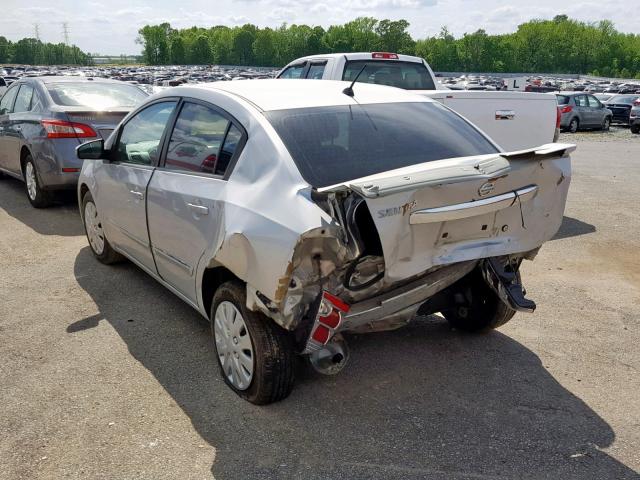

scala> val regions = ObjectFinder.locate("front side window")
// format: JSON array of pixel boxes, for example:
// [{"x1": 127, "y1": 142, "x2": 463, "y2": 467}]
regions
[
  {"x1": 279, "y1": 64, "x2": 306, "y2": 79},
  {"x1": 587, "y1": 96, "x2": 601, "y2": 108},
  {"x1": 342, "y1": 60, "x2": 436, "y2": 90},
  {"x1": 575, "y1": 95, "x2": 588, "y2": 107},
  {"x1": 165, "y1": 102, "x2": 231, "y2": 175},
  {"x1": 115, "y1": 101, "x2": 177, "y2": 165},
  {"x1": 47, "y1": 82, "x2": 147, "y2": 109},
  {"x1": 266, "y1": 102, "x2": 498, "y2": 188},
  {"x1": 0, "y1": 85, "x2": 19, "y2": 114},
  {"x1": 13, "y1": 84, "x2": 34, "y2": 113},
  {"x1": 307, "y1": 63, "x2": 326, "y2": 79}
]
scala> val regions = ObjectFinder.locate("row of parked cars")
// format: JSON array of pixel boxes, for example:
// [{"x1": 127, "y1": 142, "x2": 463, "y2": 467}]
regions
[{"x1": 2, "y1": 52, "x2": 575, "y2": 404}]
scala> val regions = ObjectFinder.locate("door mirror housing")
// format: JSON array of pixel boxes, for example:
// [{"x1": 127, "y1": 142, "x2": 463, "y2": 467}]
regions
[{"x1": 77, "y1": 139, "x2": 106, "y2": 160}]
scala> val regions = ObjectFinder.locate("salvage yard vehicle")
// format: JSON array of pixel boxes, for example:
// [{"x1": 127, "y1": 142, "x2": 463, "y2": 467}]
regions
[
  {"x1": 630, "y1": 103, "x2": 640, "y2": 134},
  {"x1": 603, "y1": 94, "x2": 640, "y2": 125},
  {"x1": 76, "y1": 79, "x2": 574, "y2": 404},
  {"x1": 277, "y1": 52, "x2": 560, "y2": 151},
  {"x1": 556, "y1": 93, "x2": 613, "y2": 133},
  {"x1": 0, "y1": 77, "x2": 148, "y2": 207}
]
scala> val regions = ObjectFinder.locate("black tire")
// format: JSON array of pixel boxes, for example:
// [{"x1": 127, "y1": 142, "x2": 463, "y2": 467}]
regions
[
  {"x1": 631, "y1": 126, "x2": 640, "y2": 134},
  {"x1": 568, "y1": 117, "x2": 579, "y2": 133},
  {"x1": 81, "y1": 191, "x2": 123, "y2": 264},
  {"x1": 211, "y1": 281, "x2": 295, "y2": 405},
  {"x1": 442, "y1": 274, "x2": 516, "y2": 333},
  {"x1": 602, "y1": 117, "x2": 611, "y2": 131},
  {"x1": 23, "y1": 154, "x2": 52, "y2": 208}
]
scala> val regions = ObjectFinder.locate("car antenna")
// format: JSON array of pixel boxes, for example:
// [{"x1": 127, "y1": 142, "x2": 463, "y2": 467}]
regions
[{"x1": 343, "y1": 64, "x2": 367, "y2": 97}]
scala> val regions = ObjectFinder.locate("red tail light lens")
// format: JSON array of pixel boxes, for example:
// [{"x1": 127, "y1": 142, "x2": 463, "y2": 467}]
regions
[
  {"x1": 41, "y1": 120, "x2": 97, "y2": 139},
  {"x1": 372, "y1": 52, "x2": 399, "y2": 59},
  {"x1": 311, "y1": 325, "x2": 330, "y2": 344},
  {"x1": 560, "y1": 105, "x2": 572, "y2": 114}
]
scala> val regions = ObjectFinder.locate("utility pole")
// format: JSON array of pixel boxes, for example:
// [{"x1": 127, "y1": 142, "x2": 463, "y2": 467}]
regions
[
  {"x1": 62, "y1": 22, "x2": 70, "y2": 45},
  {"x1": 34, "y1": 23, "x2": 40, "y2": 41}
]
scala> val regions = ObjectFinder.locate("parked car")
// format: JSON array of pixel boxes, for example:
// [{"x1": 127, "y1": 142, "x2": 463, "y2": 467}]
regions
[
  {"x1": 0, "y1": 76, "x2": 148, "y2": 207},
  {"x1": 603, "y1": 94, "x2": 640, "y2": 125},
  {"x1": 76, "y1": 79, "x2": 574, "y2": 404},
  {"x1": 630, "y1": 103, "x2": 640, "y2": 134},
  {"x1": 556, "y1": 93, "x2": 612, "y2": 133},
  {"x1": 0, "y1": 77, "x2": 7, "y2": 97},
  {"x1": 277, "y1": 52, "x2": 560, "y2": 151}
]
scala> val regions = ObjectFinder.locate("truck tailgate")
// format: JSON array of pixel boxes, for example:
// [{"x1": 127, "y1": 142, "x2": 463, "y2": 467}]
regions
[{"x1": 421, "y1": 90, "x2": 558, "y2": 151}]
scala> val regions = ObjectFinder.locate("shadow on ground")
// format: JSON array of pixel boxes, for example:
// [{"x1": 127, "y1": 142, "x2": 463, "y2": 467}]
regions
[
  {"x1": 552, "y1": 215, "x2": 597, "y2": 241},
  {"x1": 70, "y1": 247, "x2": 638, "y2": 480},
  {"x1": 0, "y1": 176, "x2": 83, "y2": 236}
]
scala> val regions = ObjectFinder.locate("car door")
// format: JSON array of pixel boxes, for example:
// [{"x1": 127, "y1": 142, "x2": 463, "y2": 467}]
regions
[
  {"x1": 572, "y1": 95, "x2": 589, "y2": 126},
  {"x1": 95, "y1": 99, "x2": 178, "y2": 274},
  {"x1": 5, "y1": 83, "x2": 35, "y2": 174},
  {"x1": 0, "y1": 83, "x2": 19, "y2": 171},
  {"x1": 146, "y1": 99, "x2": 247, "y2": 303},
  {"x1": 587, "y1": 95, "x2": 604, "y2": 125}
]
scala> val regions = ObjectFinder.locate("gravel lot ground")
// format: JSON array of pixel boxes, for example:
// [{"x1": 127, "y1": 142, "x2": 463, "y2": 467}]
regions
[{"x1": 1, "y1": 139, "x2": 639, "y2": 480}]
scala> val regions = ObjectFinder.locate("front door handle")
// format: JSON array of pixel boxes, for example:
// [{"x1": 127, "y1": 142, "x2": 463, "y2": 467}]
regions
[
  {"x1": 130, "y1": 190, "x2": 144, "y2": 200},
  {"x1": 187, "y1": 203, "x2": 209, "y2": 215}
]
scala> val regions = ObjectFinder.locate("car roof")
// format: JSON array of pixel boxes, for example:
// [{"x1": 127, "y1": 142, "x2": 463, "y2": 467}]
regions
[
  {"x1": 170, "y1": 79, "x2": 433, "y2": 112},
  {"x1": 31, "y1": 76, "x2": 128, "y2": 85},
  {"x1": 291, "y1": 52, "x2": 425, "y2": 63}
]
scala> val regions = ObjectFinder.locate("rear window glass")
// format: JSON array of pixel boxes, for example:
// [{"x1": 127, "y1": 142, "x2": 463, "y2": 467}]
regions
[
  {"x1": 46, "y1": 82, "x2": 147, "y2": 109},
  {"x1": 608, "y1": 95, "x2": 639, "y2": 104},
  {"x1": 556, "y1": 95, "x2": 570, "y2": 105},
  {"x1": 342, "y1": 60, "x2": 435, "y2": 90},
  {"x1": 266, "y1": 102, "x2": 498, "y2": 188}
]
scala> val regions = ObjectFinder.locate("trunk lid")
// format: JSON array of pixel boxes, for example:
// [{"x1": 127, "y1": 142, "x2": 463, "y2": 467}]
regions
[
  {"x1": 64, "y1": 109, "x2": 130, "y2": 142},
  {"x1": 319, "y1": 143, "x2": 574, "y2": 282}
]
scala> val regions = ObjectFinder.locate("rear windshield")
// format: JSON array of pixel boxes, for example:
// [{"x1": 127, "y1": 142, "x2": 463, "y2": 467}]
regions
[
  {"x1": 342, "y1": 60, "x2": 436, "y2": 90},
  {"x1": 556, "y1": 95, "x2": 570, "y2": 105},
  {"x1": 46, "y1": 82, "x2": 147, "y2": 109},
  {"x1": 266, "y1": 102, "x2": 498, "y2": 188},
  {"x1": 608, "y1": 95, "x2": 639, "y2": 104}
]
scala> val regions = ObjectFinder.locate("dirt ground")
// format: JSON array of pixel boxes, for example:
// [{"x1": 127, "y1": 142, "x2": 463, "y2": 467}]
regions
[{"x1": 0, "y1": 140, "x2": 639, "y2": 480}]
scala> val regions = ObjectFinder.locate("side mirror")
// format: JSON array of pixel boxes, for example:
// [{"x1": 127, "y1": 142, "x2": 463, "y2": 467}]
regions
[{"x1": 77, "y1": 139, "x2": 106, "y2": 160}]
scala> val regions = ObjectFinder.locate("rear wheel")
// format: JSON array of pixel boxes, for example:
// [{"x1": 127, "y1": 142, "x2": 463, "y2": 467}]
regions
[
  {"x1": 568, "y1": 117, "x2": 579, "y2": 133},
  {"x1": 631, "y1": 125, "x2": 640, "y2": 134},
  {"x1": 211, "y1": 281, "x2": 295, "y2": 404},
  {"x1": 82, "y1": 191, "x2": 123, "y2": 264},
  {"x1": 442, "y1": 274, "x2": 516, "y2": 333},
  {"x1": 602, "y1": 117, "x2": 611, "y2": 131},
  {"x1": 23, "y1": 155, "x2": 52, "y2": 208}
]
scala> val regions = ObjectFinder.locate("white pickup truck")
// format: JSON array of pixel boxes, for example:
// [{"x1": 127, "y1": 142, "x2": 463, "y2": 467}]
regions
[{"x1": 277, "y1": 52, "x2": 560, "y2": 151}]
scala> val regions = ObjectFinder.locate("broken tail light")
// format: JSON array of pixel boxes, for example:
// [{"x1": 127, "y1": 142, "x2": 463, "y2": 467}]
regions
[{"x1": 303, "y1": 291, "x2": 350, "y2": 354}]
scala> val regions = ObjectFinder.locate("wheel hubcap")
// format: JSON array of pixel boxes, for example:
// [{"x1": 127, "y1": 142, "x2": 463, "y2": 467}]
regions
[
  {"x1": 214, "y1": 301, "x2": 254, "y2": 390},
  {"x1": 25, "y1": 162, "x2": 37, "y2": 200},
  {"x1": 84, "y1": 201, "x2": 105, "y2": 255}
]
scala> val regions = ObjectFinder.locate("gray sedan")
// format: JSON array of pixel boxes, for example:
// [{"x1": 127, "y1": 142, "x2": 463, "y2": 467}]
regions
[
  {"x1": 0, "y1": 77, "x2": 147, "y2": 207},
  {"x1": 557, "y1": 93, "x2": 612, "y2": 133}
]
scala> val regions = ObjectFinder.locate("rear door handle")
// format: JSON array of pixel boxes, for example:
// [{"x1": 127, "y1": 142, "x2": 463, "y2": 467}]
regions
[
  {"x1": 130, "y1": 190, "x2": 144, "y2": 200},
  {"x1": 187, "y1": 203, "x2": 209, "y2": 215}
]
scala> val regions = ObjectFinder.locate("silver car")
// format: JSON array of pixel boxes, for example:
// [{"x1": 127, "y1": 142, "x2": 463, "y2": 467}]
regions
[
  {"x1": 0, "y1": 77, "x2": 147, "y2": 207},
  {"x1": 77, "y1": 80, "x2": 573, "y2": 404},
  {"x1": 557, "y1": 92, "x2": 612, "y2": 133}
]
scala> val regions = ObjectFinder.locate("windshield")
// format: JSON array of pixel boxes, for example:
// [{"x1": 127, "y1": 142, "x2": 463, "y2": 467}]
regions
[
  {"x1": 46, "y1": 82, "x2": 148, "y2": 109},
  {"x1": 342, "y1": 60, "x2": 436, "y2": 90},
  {"x1": 266, "y1": 102, "x2": 498, "y2": 188}
]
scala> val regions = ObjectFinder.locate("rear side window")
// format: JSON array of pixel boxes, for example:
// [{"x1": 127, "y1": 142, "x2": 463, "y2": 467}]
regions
[
  {"x1": 266, "y1": 102, "x2": 498, "y2": 188},
  {"x1": 279, "y1": 64, "x2": 306, "y2": 79},
  {"x1": 556, "y1": 95, "x2": 569, "y2": 105},
  {"x1": 307, "y1": 63, "x2": 326, "y2": 79},
  {"x1": 115, "y1": 101, "x2": 177, "y2": 165},
  {"x1": 0, "y1": 85, "x2": 19, "y2": 114},
  {"x1": 342, "y1": 60, "x2": 436, "y2": 90},
  {"x1": 165, "y1": 102, "x2": 233, "y2": 176},
  {"x1": 13, "y1": 84, "x2": 34, "y2": 113},
  {"x1": 47, "y1": 82, "x2": 147, "y2": 109}
]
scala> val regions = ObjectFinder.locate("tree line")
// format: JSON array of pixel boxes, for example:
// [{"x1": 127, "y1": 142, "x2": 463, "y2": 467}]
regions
[
  {"x1": 138, "y1": 15, "x2": 640, "y2": 78},
  {"x1": 0, "y1": 36, "x2": 92, "y2": 66}
]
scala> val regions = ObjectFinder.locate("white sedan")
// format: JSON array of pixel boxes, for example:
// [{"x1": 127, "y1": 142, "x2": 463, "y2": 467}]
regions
[{"x1": 76, "y1": 79, "x2": 573, "y2": 404}]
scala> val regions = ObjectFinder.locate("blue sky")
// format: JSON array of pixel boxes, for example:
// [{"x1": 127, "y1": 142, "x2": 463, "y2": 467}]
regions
[{"x1": 1, "y1": 0, "x2": 639, "y2": 55}]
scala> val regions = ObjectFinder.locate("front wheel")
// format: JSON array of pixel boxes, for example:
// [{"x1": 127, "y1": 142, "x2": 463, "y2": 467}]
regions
[
  {"x1": 211, "y1": 281, "x2": 295, "y2": 404},
  {"x1": 82, "y1": 191, "x2": 123, "y2": 264},
  {"x1": 23, "y1": 155, "x2": 52, "y2": 208},
  {"x1": 442, "y1": 275, "x2": 516, "y2": 333}
]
